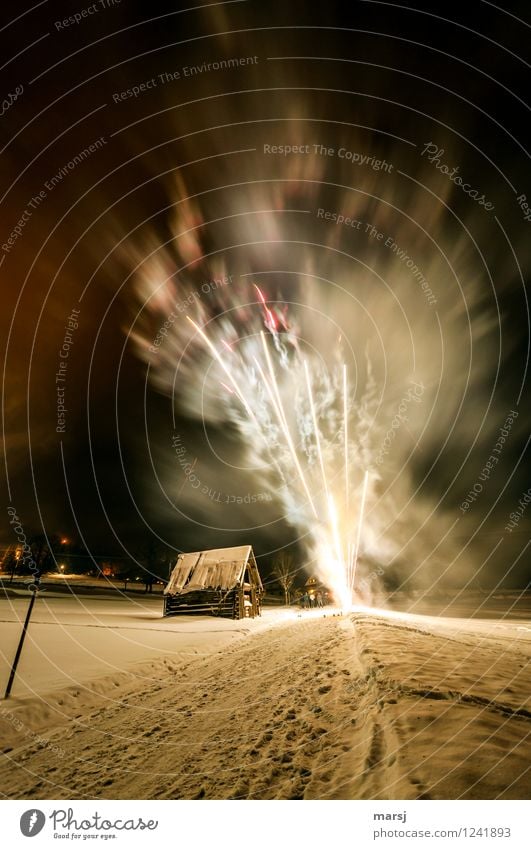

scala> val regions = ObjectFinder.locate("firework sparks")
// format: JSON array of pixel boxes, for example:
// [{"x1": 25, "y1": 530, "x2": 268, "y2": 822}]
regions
[
  {"x1": 131, "y1": 165, "x2": 420, "y2": 607},
  {"x1": 182, "y1": 293, "x2": 373, "y2": 607},
  {"x1": 350, "y1": 469, "x2": 370, "y2": 596},
  {"x1": 303, "y1": 359, "x2": 330, "y2": 502},
  {"x1": 185, "y1": 315, "x2": 254, "y2": 420},
  {"x1": 343, "y1": 363, "x2": 349, "y2": 510},
  {"x1": 259, "y1": 330, "x2": 318, "y2": 518}
]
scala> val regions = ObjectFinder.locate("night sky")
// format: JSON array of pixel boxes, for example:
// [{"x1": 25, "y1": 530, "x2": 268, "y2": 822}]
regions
[{"x1": 1, "y1": 0, "x2": 530, "y2": 588}]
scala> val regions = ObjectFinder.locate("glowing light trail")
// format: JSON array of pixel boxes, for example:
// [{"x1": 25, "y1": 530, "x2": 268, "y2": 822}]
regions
[
  {"x1": 327, "y1": 493, "x2": 346, "y2": 587},
  {"x1": 343, "y1": 364, "x2": 349, "y2": 509},
  {"x1": 350, "y1": 470, "x2": 369, "y2": 595},
  {"x1": 186, "y1": 316, "x2": 292, "y2": 496},
  {"x1": 186, "y1": 316, "x2": 254, "y2": 419},
  {"x1": 260, "y1": 331, "x2": 318, "y2": 517},
  {"x1": 304, "y1": 360, "x2": 329, "y2": 502},
  {"x1": 186, "y1": 304, "x2": 370, "y2": 605}
]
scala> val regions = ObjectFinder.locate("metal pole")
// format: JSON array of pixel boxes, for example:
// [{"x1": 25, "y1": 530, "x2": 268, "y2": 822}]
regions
[{"x1": 4, "y1": 584, "x2": 38, "y2": 699}]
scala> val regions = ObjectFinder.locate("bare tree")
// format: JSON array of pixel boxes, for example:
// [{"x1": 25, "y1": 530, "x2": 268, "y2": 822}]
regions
[
  {"x1": 273, "y1": 551, "x2": 296, "y2": 605},
  {"x1": 5, "y1": 550, "x2": 18, "y2": 584},
  {"x1": 136, "y1": 537, "x2": 170, "y2": 593}
]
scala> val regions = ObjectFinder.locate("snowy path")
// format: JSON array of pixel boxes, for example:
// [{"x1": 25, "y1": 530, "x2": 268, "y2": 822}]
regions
[{"x1": 1, "y1": 610, "x2": 530, "y2": 799}]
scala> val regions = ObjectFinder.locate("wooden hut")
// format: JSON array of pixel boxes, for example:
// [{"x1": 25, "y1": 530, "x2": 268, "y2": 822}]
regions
[{"x1": 163, "y1": 545, "x2": 263, "y2": 619}]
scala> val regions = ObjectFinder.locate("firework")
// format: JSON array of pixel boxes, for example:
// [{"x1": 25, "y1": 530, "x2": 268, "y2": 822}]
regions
[{"x1": 183, "y1": 290, "x2": 371, "y2": 608}]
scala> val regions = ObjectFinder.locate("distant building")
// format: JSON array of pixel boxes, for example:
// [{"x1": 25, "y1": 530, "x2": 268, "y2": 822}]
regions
[{"x1": 304, "y1": 576, "x2": 330, "y2": 606}]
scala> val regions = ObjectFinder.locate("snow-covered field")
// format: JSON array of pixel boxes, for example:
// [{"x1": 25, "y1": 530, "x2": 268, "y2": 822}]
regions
[
  {"x1": 0, "y1": 593, "x2": 274, "y2": 698},
  {"x1": 0, "y1": 592, "x2": 529, "y2": 799}
]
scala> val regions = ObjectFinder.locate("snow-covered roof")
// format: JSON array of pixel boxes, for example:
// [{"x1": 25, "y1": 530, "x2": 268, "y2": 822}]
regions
[{"x1": 164, "y1": 545, "x2": 254, "y2": 595}]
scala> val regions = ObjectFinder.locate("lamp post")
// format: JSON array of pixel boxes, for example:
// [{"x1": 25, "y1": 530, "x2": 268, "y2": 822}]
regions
[{"x1": 4, "y1": 575, "x2": 41, "y2": 699}]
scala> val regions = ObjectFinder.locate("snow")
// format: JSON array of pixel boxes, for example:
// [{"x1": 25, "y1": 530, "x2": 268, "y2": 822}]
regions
[
  {"x1": 0, "y1": 592, "x2": 529, "y2": 800},
  {"x1": 165, "y1": 545, "x2": 253, "y2": 594},
  {"x1": 0, "y1": 594, "x2": 279, "y2": 700}
]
